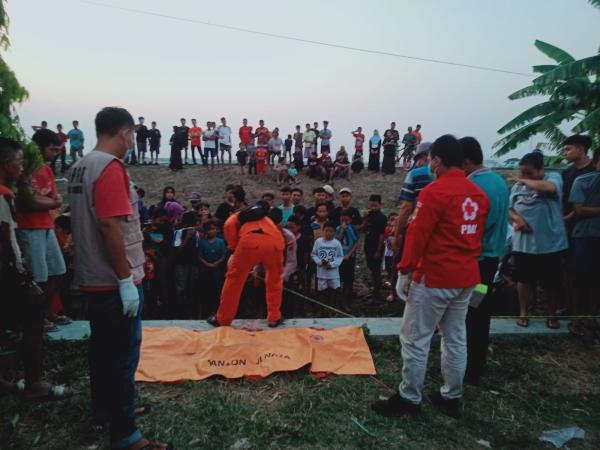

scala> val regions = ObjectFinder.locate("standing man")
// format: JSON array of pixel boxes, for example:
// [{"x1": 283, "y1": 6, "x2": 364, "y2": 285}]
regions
[
  {"x1": 202, "y1": 121, "x2": 218, "y2": 168},
  {"x1": 460, "y1": 137, "x2": 509, "y2": 385},
  {"x1": 68, "y1": 107, "x2": 171, "y2": 450},
  {"x1": 51, "y1": 123, "x2": 69, "y2": 175},
  {"x1": 362, "y1": 195, "x2": 387, "y2": 300},
  {"x1": 293, "y1": 125, "x2": 303, "y2": 156},
  {"x1": 67, "y1": 120, "x2": 84, "y2": 164},
  {"x1": 32, "y1": 121, "x2": 48, "y2": 131},
  {"x1": 372, "y1": 135, "x2": 489, "y2": 419},
  {"x1": 179, "y1": 118, "x2": 190, "y2": 164},
  {"x1": 147, "y1": 121, "x2": 161, "y2": 165},
  {"x1": 135, "y1": 117, "x2": 148, "y2": 164},
  {"x1": 255, "y1": 119, "x2": 271, "y2": 147},
  {"x1": 381, "y1": 122, "x2": 399, "y2": 174},
  {"x1": 352, "y1": 127, "x2": 365, "y2": 155},
  {"x1": 217, "y1": 117, "x2": 233, "y2": 165},
  {"x1": 312, "y1": 122, "x2": 320, "y2": 153},
  {"x1": 412, "y1": 124, "x2": 423, "y2": 144},
  {"x1": 330, "y1": 187, "x2": 361, "y2": 227},
  {"x1": 319, "y1": 121, "x2": 332, "y2": 154},
  {"x1": 239, "y1": 119, "x2": 253, "y2": 148},
  {"x1": 303, "y1": 124, "x2": 316, "y2": 160},
  {"x1": 188, "y1": 119, "x2": 202, "y2": 165}
]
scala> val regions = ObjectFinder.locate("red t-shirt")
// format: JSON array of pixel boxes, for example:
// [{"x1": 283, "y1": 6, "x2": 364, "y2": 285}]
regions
[
  {"x1": 239, "y1": 126, "x2": 253, "y2": 145},
  {"x1": 94, "y1": 161, "x2": 132, "y2": 218},
  {"x1": 255, "y1": 147, "x2": 268, "y2": 163},
  {"x1": 16, "y1": 164, "x2": 57, "y2": 229},
  {"x1": 255, "y1": 127, "x2": 271, "y2": 145},
  {"x1": 189, "y1": 127, "x2": 203, "y2": 146}
]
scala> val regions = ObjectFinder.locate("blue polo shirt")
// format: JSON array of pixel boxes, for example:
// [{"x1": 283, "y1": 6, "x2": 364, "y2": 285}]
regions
[
  {"x1": 468, "y1": 167, "x2": 510, "y2": 259},
  {"x1": 399, "y1": 163, "x2": 434, "y2": 204}
]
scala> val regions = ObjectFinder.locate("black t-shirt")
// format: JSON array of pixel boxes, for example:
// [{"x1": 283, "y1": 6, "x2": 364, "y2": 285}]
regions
[
  {"x1": 147, "y1": 128, "x2": 161, "y2": 147},
  {"x1": 215, "y1": 202, "x2": 234, "y2": 223},
  {"x1": 136, "y1": 125, "x2": 148, "y2": 142},
  {"x1": 285, "y1": 139, "x2": 293, "y2": 152},
  {"x1": 173, "y1": 228, "x2": 199, "y2": 265},
  {"x1": 363, "y1": 210, "x2": 387, "y2": 252},
  {"x1": 330, "y1": 206, "x2": 362, "y2": 227},
  {"x1": 177, "y1": 126, "x2": 190, "y2": 146},
  {"x1": 562, "y1": 162, "x2": 595, "y2": 214}
]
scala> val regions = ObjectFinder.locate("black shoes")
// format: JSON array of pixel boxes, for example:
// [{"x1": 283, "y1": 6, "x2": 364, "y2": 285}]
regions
[
  {"x1": 206, "y1": 315, "x2": 220, "y2": 327},
  {"x1": 371, "y1": 393, "x2": 421, "y2": 417},
  {"x1": 429, "y1": 391, "x2": 460, "y2": 419}
]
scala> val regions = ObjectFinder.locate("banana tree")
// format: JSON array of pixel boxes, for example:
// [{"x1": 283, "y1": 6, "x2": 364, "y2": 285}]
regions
[{"x1": 493, "y1": 38, "x2": 600, "y2": 157}]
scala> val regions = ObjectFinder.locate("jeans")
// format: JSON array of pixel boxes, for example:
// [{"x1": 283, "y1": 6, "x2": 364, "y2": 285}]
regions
[
  {"x1": 87, "y1": 285, "x2": 143, "y2": 449},
  {"x1": 399, "y1": 280, "x2": 473, "y2": 404}
]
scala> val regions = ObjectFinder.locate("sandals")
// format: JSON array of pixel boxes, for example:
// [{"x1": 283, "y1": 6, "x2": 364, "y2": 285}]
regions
[
  {"x1": 546, "y1": 319, "x2": 560, "y2": 330},
  {"x1": 25, "y1": 384, "x2": 74, "y2": 402},
  {"x1": 516, "y1": 317, "x2": 529, "y2": 328}
]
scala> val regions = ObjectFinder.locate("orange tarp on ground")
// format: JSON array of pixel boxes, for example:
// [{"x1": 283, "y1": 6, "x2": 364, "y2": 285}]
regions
[{"x1": 136, "y1": 326, "x2": 376, "y2": 382}]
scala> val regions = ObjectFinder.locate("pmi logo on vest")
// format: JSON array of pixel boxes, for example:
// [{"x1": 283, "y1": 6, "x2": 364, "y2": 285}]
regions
[{"x1": 460, "y1": 197, "x2": 479, "y2": 235}]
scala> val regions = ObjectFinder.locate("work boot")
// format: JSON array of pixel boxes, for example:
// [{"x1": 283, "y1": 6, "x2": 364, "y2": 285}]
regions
[
  {"x1": 371, "y1": 393, "x2": 421, "y2": 417},
  {"x1": 429, "y1": 391, "x2": 460, "y2": 419}
]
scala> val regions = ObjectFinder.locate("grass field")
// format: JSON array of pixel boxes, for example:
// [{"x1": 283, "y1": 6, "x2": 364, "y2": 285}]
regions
[{"x1": 1, "y1": 336, "x2": 599, "y2": 449}]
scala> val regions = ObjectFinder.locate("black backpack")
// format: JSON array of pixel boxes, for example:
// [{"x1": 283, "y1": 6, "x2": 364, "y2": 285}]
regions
[{"x1": 238, "y1": 203, "x2": 269, "y2": 225}]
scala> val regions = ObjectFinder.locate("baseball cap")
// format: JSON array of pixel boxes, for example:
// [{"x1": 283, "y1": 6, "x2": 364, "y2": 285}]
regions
[
  {"x1": 322, "y1": 185, "x2": 335, "y2": 195},
  {"x1": 414, "y1": 142, "x2": 432, "y2": 158},
  {"x1": 339, "y1": 187, "x2": 352, "y2": 195},
  {"x1": 188, "y1": 192, "x2": 202, "y2": 202}
]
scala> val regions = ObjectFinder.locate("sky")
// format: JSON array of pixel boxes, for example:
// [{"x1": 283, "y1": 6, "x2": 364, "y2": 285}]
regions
[{"x1": 4, "y1": 0, "x2": 600, "y2": 158}]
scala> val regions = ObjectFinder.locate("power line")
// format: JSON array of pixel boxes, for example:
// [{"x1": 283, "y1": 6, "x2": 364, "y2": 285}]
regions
[{"x1": 80, "y1": 0, "x2": 533, "y2": 78}]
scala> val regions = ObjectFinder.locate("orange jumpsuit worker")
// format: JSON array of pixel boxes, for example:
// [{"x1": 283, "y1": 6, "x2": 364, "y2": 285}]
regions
[{"x1": 208, "y1": 209, "x2": 285, "y2": 327}]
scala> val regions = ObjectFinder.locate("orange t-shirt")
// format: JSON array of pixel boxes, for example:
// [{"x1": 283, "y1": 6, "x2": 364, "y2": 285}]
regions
[
  {"x1": 412, "y1": 130, "x2": 422, "y2": 144},
  {"x1": 189, "y1": 127, "x2": 203, "y2": 146},
  {"x1": 16, "y1": 164, "x2": 57, "y2": 229}
]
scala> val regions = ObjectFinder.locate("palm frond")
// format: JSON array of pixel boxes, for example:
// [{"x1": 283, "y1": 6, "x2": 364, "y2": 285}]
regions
[
  {"x1": 533, "y1": 64, "x2": 557, "y2": 74},
  {"x1": 533, "y1": 55, "x2": 600, "y2": 86},
  {"x1": 589, "y1": 0, "x2": 600, "y2": 9},
  {"x1": 534, "y1": 40, "x2": 575, "y2": 65},
  {"x1": 508, "y1": 83, "x2": 557, "y2": 100},
  {"x1": 493, "y1": 117, "x2": 552, "y2": 156},
  {"x1": 572, "y1": 107, "x2": 600, "y2": 134}
]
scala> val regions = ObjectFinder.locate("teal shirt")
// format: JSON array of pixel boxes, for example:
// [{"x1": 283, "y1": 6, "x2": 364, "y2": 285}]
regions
[
  {"x1": 198, "y1": 237, "x2": 227, "y2": 263},
  {"x1": 67, "y1": 129, "x2": 84, "y2": 149},
  {"x1": 510, "y1": 172, "x2": 568, "y2": 254},
  {"x1": 569, "y1": 171, "x2": 600, "y2": 238},
  {"x1": 278, "y1": 204, "x2": 295, "y2": 225},
  {"x1": 335, "y1": 223, "x2": 359, "y2": 257},
  {"x1": 468, "y1": 168, "x2": 509, "y2": 258}
]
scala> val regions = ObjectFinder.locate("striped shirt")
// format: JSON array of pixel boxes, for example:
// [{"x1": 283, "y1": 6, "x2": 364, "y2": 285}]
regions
[{"x1": 398, "y1": 164, "x2": 434, "y2": 204}]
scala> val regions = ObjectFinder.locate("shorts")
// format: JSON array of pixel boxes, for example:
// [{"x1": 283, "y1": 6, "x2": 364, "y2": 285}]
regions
[
  {"x1": 16, "y1": 229, "x2": 66, "y2": 283},
  {"x1": 568, "y1": 237, "x2": 600, "y2": 274},
  {"x1": 220, "y1": 144, "x2": 232, "y2": 151},
  {"x1": 513, "y1": 251, "x2": 565, "y2": 290},
  {"x1": 204, "y1": 147, "x2": 217, "y2": 158},
  {"x1": 149, "y1": 145, "x2": 159, "y2": 153},
  {"x1": 317, "y1": 278, "x2": 340, "y2": 291},
  {"x1": 137, "y1": 141, "x2": 147, "y2": 153},
  {"x1": 237, "y1": 157, "x2": 247, "y2": 167},
  {"x1": 321, "y1": 144, "x2": 330, "y2": 154}
]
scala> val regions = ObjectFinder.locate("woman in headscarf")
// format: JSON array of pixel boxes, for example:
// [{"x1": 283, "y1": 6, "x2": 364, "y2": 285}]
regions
[
  {"x1": 381, "y1": 123, "x2": 399, "y2": 175},
  {"x1": 368, "y1": 130, "x2": 382, "y2": 172}
]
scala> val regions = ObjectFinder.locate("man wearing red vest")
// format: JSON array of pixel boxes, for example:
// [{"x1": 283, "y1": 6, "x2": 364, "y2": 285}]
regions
[
  {"x1": 208, "y1": 201, "x2": 285, "y2": 327},
  {"x1": 372, "y1": 134, "x2": 489, "y2": 419}
]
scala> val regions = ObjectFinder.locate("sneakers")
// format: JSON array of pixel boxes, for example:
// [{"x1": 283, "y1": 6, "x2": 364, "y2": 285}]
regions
[
  {"x1": 206, "y1": 315, "x2": 220, "y2": 327},
  {"x1": 429, "y1": 391, "x2": 460, "y2": 419},
  {"x1": 371, "y1": 393, "x2": 421, "y2": 417}
]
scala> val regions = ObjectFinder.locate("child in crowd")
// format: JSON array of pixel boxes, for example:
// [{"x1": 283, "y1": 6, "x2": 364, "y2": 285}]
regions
[
  {"x1": 288, "y1": 161, "x2": 299, "y2": 184},
  {"x1": 308, "y1": 151, "x2": 319, "y2": 178},
  {"x1": 311, "y1": 221, "x2": 344, "y2": 315},
  {"x1": 142, "y1": 241, "x2": 159, "y2": 319},
  {"x1": 246, "y1": 139, "x2": 257, "y2": 176},
  {"x1": 198, "y1": 219, "x2": 227, "y2": 319},
  {"x1": 255, "y1": 144, "x2": 268, "y2": 183},
  {"x1": 311, "y1": 203, "x2": 329, "y2": 240},
  {"x1": 261, "y1": 192, "x2": 275, "y2": 207},
  {"x1": 236, "y1": 143, "x2": 248, "y2": 184},
  {"x1": 336, "y1": 209, "x2": 360, "y2": 305},
  {"x1": 333, "y1": 147, "x2": 351, "y2": 181},
  {"x1": 286, "y1": 215, "x2": 307, "y2": 298},
  {"x1": 321, "y1": 152, "x2": 335, "y2": 182},
  {"x1": 172, "y1": 211, "x2": 200, "y2": 319},
  {"x1": 165, "y1": 201, "x2": 185, "y2": 227},
  {"x1": 383, "y1": 212, "x2": 398, "y2": 301},
  {"x1": 195, "y1": 202, "x2": 212, "y2": 230},
  {"x1": 136, "y1": 187, "x2": 149, "y2": 225},
  {"x1": 274, "y1": 156, "x2": 289, "y2": 186},
  {"x1": 363, "y1": 194, "x2": 387, "y2": 300}
]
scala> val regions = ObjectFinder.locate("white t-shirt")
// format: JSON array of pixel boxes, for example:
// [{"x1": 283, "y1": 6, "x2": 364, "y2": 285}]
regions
[
  {"x1": 203, "y1": 129, "x2": 216, "y2": 149},
  {"x1": 217, "y1": 125, "x2": 232, "y2": 146}
]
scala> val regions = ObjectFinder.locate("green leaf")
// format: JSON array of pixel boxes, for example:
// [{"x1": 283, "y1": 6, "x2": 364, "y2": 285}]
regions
[
  {"x1": 589, "y1": 0, "x2": 600, "y2": 9},
  {"x1": 508, "y1": 83, "x2": 556, "y2": 100},
  {"x1": 533, "y1": 54, "x2": 600, "y2": 86},
  {"x1": 10, "y1": 414, "x2": 19, "y2": 428},
  {"x1": 497, "y1": 102, "x2": 556, "y2": 134},
  {"x1": 534, "y1": 40, "x2": 575, "y2": 65},
  {"x1": 532, "y1": 64, "x2": 557, "y2": 74},
  {"x1": 572, "y1": 107, "x2": 600, "y2": 134}
]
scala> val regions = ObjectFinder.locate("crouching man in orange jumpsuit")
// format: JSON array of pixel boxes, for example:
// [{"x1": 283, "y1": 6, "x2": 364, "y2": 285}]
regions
[{"x1": 207, "y1": 202, "x2": 285, "y2": 327}]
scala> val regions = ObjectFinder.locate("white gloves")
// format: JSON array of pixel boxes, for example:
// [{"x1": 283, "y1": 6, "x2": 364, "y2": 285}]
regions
[{"x1": 118, "y1": 275, "x2": 140, "y2": 317}]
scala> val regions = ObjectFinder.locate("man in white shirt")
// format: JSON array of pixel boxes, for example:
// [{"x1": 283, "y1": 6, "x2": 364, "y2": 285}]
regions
[
  {"x1": 217, "y1": 117, "x2": 232, "y2": 165},
  {"x1": 202, "y1": 121, "x2": 218, "y2": 168}
]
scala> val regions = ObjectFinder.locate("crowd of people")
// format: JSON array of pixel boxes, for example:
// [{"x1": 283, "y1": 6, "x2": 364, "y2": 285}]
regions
[
  {"x1": 1, "y1": 107, "x2": 598, "y2": 448},
  {"x1": 33, "y1": 117, "x2": 424, "y2": 178}
]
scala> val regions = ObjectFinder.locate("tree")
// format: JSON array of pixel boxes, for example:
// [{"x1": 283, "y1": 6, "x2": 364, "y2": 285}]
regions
[
  {"x1": 493, "y1": 38, "x2": 600, "y2": 157},
  {"x1": 0, "y1": 0, "x2": 42, "y2": 175}
]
